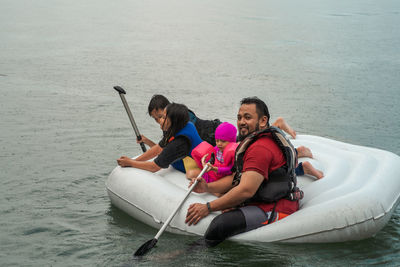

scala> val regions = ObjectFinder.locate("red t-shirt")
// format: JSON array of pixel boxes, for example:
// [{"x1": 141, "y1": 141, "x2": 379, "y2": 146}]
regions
[{"x1": 242, "y1": 134, "x2": 299, "y2": 214}]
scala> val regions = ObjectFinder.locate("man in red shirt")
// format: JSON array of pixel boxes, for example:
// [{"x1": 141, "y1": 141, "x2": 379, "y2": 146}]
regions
[{"x1": 185, "y1": 97, "x2": 299, "y2": 246}]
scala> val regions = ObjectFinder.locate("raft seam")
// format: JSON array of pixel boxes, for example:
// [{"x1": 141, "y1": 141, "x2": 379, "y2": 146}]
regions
[
  {"x1": 267, "y1": 204, "x2": 395, "y2": 243},
  {"x1": 107, "y1": 187, "x2": 156, "y2": 220}
]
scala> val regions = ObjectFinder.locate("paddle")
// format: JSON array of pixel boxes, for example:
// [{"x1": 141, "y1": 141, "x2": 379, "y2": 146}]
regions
[
  {"x1": 134, "y1": 153, "x2": 215, "y2": 257},
  {"x1": 113, "y1": 86, "x2": 147, "y2": 152}
]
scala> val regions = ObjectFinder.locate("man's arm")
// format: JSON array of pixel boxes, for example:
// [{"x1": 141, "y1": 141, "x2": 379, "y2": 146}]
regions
[
  {"x1": 210, "y1": 171, "x2": 263, "y2": 210},
  {"x1": 117, "y1": 156, "x2": 161, "y2": 172},
  {"x1": 185, "y1": 170, "x2": 264, "y2": 225},
  {"x1": 137, "y1": 135, "x2": 157, "y2": 148},
  {"x1": 135, "y1": 144, "x2": 163, "y2": 161}
]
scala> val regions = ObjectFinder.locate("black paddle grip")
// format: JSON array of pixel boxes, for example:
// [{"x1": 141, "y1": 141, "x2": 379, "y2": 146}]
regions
[
  {"x1": 209, "y1": 153, "x2": 215, "y2": 165},
  {"x1": 140, "y1": 142, "x2": 147, "y2": 152},
  {"x1": 113, "y1": 85, "x2": 126, "y2": 94}
]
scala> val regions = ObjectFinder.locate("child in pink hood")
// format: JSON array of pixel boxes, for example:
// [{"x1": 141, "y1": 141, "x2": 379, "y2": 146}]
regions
[{"x1": 189, "y1": 122, "x2": 238, "y2": 183}]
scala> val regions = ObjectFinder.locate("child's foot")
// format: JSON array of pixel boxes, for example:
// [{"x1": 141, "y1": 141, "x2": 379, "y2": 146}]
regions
[
  {"x1": 302, "y1": 161, "x2": 324, "y2": 179},
  {"x1": 273, "y1": 117, "x2": 296, "y2": 139},
  {"x1": 297, "y1": 146, "x2": 313, "y2": 158}
]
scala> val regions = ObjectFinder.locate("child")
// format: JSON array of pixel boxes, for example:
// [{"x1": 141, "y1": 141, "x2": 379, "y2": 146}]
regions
[{"x1": 189, "y1": 122, "x2": 238, "y2": 183}]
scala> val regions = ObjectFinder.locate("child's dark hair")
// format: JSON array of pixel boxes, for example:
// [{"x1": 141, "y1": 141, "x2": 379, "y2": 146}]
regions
[
  {"x1": 240, "y1": 97, "x2": 270, "y2": 127},
  {"x1": 148, "y1": 94, "x2": 170, "y2": 115},
  {"x1": 163, "y1": 103, "x2": 189, "y2": 143}
]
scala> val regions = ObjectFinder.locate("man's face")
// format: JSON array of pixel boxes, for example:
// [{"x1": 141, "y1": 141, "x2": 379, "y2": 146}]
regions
[
  {"x1": 237, "y1": 103, "x2": 267, "y2": 140},
  {"x1": 150, "y1": 108, "x2": 165, "y2": 126}
]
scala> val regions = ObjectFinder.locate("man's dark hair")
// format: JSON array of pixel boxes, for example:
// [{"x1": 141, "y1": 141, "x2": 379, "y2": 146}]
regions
[
  {"x1": 240, "y1": 97, "x2": 270, "y2": 126},
  {"x1": 148, "y1": 94, "x2": 170, "y2": 115},
  {"x1": 163, "y1": 103, "x2": 189, "y2": 143}
]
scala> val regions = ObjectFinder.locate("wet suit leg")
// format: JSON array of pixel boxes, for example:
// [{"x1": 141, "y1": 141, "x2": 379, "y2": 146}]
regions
[
  {"x1": 204, "y1": 209, "x2": 246, "y2": 247},
  {"x1": 204, "y1": 206, "x2": 272, "y2": 247}
]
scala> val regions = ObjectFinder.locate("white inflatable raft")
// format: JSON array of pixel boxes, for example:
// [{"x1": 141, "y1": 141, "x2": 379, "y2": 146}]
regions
[{"x1": 106, "y1": 135, "x2": 400, "y2": 243}]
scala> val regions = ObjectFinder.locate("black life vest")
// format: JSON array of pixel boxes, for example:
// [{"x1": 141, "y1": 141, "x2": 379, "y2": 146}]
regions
[{"x1": 232, "y1": 126, "x2": 303, "y2": 203}]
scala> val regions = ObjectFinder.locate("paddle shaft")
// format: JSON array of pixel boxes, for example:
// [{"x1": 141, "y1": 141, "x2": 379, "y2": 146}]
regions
[
  {"x1": 113, "y1": 86, "x2": 146, "y2": 152},
  {"x1": 154, "y1": 165, "x2": 209, "y2": 240}
]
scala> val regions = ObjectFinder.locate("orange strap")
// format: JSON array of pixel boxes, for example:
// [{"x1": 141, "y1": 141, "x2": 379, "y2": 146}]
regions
[{"x1": 262, "y1": 212, "x2": 289, "y2": 225}]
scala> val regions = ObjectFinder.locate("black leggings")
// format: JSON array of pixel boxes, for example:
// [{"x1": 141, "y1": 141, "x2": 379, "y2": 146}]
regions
[{"x1": 204, "y1": 206, "x2": 272, "y2": 247}]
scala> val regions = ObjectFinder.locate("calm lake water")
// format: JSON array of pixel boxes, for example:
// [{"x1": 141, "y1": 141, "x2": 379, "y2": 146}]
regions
[{"x1": 1, "y1": 0, "x2": 399, "y2": 266}]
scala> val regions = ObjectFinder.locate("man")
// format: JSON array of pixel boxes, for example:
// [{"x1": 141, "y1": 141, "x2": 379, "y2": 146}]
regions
[
  {"x1": 132, "y1": 94, "x2": 221, "y2": 163},
  {"x1": 185, "y1": 97, "x2": 300, "y2": 246}
]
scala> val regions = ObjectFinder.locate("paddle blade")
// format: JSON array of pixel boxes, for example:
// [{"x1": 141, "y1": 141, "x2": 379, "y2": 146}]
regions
[{"x1": 134, "y1": 238, "x2": 158, "y2": 257}]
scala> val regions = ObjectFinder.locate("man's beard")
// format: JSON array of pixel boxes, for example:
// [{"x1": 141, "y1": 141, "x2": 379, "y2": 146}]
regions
[{"x1": 238, "y1": 122, "x2": 260, "y2": 141}]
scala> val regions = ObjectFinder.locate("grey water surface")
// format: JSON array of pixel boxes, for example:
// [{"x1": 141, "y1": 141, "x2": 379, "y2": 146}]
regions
[{"x1": 1, "y1": 0, "x2": 399, "y2": 266}]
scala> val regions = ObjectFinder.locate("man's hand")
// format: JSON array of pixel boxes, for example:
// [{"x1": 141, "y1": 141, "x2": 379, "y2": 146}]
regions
[
  {"x1": 117, "y1": 156, "x2": 133, "y2": 167},
  {"x1": 188, "y1": 177, "x2": 208, "y2": 193},
  {"x1": 136, "y1": 134, "x2": 147, "y2": 144},
  {"x1": 137, "y1": 135, "x2": 156, "y2": 147},
  {"x1": 185, "y1": 203, "x2": 209, "y2": 225}
]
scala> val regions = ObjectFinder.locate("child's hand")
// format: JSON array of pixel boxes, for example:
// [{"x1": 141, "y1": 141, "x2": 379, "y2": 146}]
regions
[
  {"x1": 201, "y1": 154, "x2": 217, "y2": 172},
  {"x1": 200, "y1": 154, "x2": 208, "y2": 167}
]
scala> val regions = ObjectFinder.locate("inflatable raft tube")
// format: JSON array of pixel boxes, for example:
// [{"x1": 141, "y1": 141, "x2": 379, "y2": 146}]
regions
[{"x1": 106, "y1": 134, "x2": 400, "y2": 243}]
